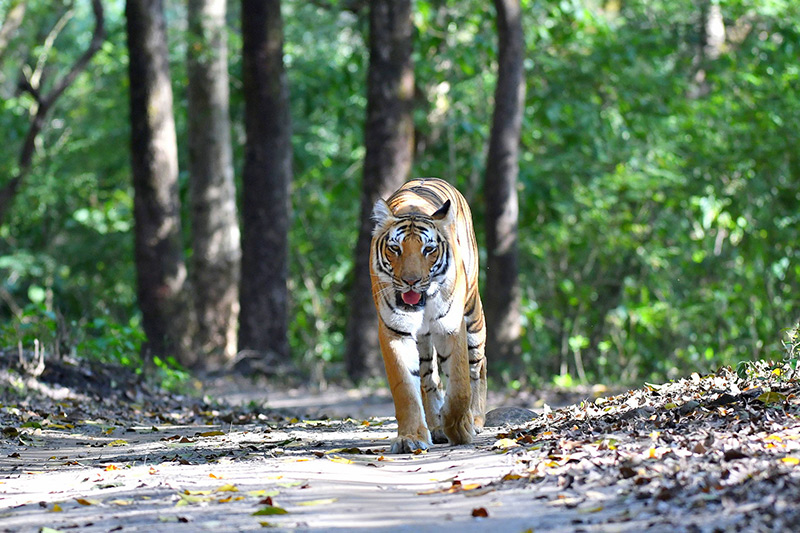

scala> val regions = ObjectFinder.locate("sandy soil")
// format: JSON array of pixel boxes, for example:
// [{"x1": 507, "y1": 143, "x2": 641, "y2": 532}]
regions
[{"x1": 1, "y1": 359, "x2": 799, "y2": 532}]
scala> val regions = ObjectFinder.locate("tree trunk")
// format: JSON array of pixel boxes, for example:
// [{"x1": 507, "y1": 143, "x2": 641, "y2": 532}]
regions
[
  {"x1": 344, "y1": 0, "x2": 414, "y2": 382},
  {"x1": 484, "y1": 0, "x2": 525, "y2": 374},
  {"x1": 689, "y1": 0, "x2": 726, "y2": 98},
  {"x1": 187, "y1": 0, "x2": 240, "y2": 368},
  {"x1": 126, "y1": 0, "x2": 194, "y2": 363},
  {"x1": 238, "y1": 0, "x2": 292, "y2": 367}
]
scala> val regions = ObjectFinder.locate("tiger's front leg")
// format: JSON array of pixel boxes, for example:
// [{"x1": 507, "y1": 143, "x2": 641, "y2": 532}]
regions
[
  {"x1": 436, "y1": 319, "x2": 474, "y2": 445},
  {"x1": 378, "y1": 322, "x2": 432, "y2": 453}
]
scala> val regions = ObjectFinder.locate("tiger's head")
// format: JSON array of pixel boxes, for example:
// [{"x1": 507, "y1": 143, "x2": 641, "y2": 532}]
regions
[{"x1": 371, "y1": 198, "x2": 454, "y2": 309}]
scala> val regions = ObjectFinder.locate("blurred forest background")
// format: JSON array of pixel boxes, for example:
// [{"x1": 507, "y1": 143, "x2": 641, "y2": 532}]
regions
[{"x1": 1, "y1": 0, "x2": 798, "y2": 390}]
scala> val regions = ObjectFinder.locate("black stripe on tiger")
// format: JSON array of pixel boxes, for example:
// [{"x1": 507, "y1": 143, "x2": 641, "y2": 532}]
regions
[
  {"x1": 381, "y1": 318, "x2": 413, "y2": 338},
  {"x1": 407, "y1": 185, "x2": 445, "y2": 207}
]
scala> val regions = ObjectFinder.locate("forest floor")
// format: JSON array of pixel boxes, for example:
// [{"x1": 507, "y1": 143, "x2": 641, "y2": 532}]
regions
[{"x1": 1, "y1": 356, "x2": 800, "y2": 533}]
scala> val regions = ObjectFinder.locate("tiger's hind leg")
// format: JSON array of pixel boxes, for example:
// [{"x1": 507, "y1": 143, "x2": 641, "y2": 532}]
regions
[
  {"x1": 418, "y1": 333, "x2": 447, "y2": 444},
  {"x1": 469, "y1": 349, "x2": 487, "y2": 431},
  {"x1": 467, "y1": 297, "x2": 487, "y2": 431}
]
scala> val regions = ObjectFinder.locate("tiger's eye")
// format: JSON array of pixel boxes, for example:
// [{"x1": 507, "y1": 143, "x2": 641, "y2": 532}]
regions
[
  {"x1": 388, "y1": 244, "x2": 401, "y2": 255},
  {"x1": 423, "y1": 245, "x2": 436, "y2": 255}
]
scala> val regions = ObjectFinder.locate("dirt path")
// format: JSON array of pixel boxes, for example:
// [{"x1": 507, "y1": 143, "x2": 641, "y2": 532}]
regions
[{"x1": 2, "y1": 361, "x2": 799, "y2": 532}]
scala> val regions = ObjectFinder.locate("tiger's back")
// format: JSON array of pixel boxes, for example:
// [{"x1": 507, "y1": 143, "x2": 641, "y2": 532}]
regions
[{"x1": 370, "y1": 178, "x2": 487, "y2": 454}]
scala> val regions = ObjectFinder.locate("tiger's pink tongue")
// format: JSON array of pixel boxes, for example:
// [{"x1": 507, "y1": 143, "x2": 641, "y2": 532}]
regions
[{"x1": 402, "y1": 290, "x2": 421, "y2": 305}]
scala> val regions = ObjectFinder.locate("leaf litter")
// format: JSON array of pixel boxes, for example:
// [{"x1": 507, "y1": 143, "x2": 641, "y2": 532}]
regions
[{"x1": 2, "y1": 356, "x2": 800, "y2": 531}]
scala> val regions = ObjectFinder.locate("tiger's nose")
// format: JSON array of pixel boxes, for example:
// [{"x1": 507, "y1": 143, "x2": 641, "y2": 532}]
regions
[{"x1": 402, "y1": 275, "x2": 421, "y2": 286}]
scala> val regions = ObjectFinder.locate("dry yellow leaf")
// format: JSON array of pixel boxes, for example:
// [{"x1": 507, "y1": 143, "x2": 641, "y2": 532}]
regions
[
  {"x1": 198, "y1": 430, "x2": 225, "y2": 437},
  {"x1": 46, "y1": 422, "x2": 72, "y2": 430},
  {"x1": 781, "y1": 457, "x2": 800, "y2": 465},
  {"x1": 296, "y1": 498, "x2": 337, "y2": 506},
  {"x1": 327, "y1": 455, "x2": 353, "y2": 464},
  {"x1": 492, "y1": 438, "x2": 519, "y2": 450},
  {"x1": 418, "y1": 480, "x2": 482, "y2": 495}
]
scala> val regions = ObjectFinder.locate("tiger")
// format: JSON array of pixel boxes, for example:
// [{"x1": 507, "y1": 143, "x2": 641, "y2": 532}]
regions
[{"x1": 370, "y1": 177, "x2": 487, "y2": 454}]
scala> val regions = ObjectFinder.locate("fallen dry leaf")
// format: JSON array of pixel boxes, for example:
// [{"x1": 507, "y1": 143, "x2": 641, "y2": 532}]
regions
[
  {"x1": 418, "y1": 480, "x2": 483, "y2": 495},
  {"x1": 296, "y1": 498, "x2": 337, "y2": 506}
]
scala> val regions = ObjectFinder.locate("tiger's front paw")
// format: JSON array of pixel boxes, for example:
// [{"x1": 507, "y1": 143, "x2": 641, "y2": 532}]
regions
[{"x1": 389, "y1": 434, "x2": 432, "y2": 454}]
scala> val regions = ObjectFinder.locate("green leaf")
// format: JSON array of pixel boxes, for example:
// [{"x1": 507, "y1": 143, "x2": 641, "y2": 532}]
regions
[
  {"x1": 252, "y1": 506, "x2": 289, "y2": 516},
  {"x1": 757, "y1": 392, "x2": 787, "y2": 405}
]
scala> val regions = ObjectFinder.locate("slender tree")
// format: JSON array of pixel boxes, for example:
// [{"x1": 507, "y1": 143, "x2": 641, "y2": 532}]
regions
[
  {"x1": 344, "y1": 0, "x2": 414, "y2": 381},
  {"x1": 187, "y1": 0, "x2": 240, "y2": 367},
  {"x1": 238, "y1": 0, "x2": 292, "y2": 367},
  {"x1": 126, "y1": 0, "x2": 194, "y2": 363},
  {"x1": 689, "y1": 0, "x2": 726, "y2": 99},
  {"x1": 484, "y1": 0, "x2": 525, "y2": 373}
]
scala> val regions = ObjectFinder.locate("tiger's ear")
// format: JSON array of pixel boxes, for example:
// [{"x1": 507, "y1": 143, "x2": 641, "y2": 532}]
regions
[
  {"x1": 371, "y1": 199, "x2": 395, "y2": 228},
  {"x1": 431, "y1": 200, "x2": 452, "y2": 222}
]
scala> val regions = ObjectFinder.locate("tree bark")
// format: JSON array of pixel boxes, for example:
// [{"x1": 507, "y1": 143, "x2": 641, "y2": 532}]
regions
[
  {"x1": 187, "y1": 0, "x2": 240, "y2": 368},
  {"x1": 689, "y1": 0, "x2": 726, "y2": 99},
  {"x1": 238, "y1": 0, "x2": 292, "y2": 366},
  {"x1": 344, "y1": 0, "x2": 414, "y2": 382},
  {"x1": 484, "y1": 0, "x2": 525, "y2": 373},
  {"x1": 126, "y1": 0, "x2": 194, "y2": 363}
]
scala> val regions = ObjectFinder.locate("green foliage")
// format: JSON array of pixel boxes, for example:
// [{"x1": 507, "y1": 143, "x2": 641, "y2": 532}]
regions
[
  {"x1": 509, "y1": 0, "x2": 800, "y2": 383},
  {"x1": 151, "y1": 354, "x2": 192, "y2": 392},
  {"x1": 1, "y1": 0, "x2": 798, "y2": 386},
  {"x1": 281, "y1": 3, "x2": 367, "y2": 375}
]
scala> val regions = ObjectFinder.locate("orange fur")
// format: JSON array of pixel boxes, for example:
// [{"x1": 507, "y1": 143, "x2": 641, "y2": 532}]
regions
[{"x1": 370, "y1": 178, "x2": 487, "y2": 453}]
